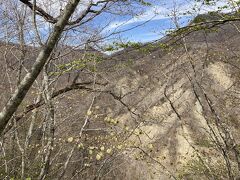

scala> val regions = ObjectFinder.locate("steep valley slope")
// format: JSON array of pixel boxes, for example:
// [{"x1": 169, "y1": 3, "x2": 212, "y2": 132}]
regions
[{"x1": 0, "y1": 17, "x2": 240, "y2": 180}]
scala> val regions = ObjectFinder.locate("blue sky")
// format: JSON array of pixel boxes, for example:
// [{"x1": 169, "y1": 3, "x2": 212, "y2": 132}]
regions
[
  {"x1": 105, "y1": 16, "x2": 193, "y2": 43},
  {"x1": 96, "y1": 0, "x2": 195, "y2": 43},
  {"x1": 91, "y1": 0, "x2": 237, "y2": 44},
  {"x1": 1, "y1": 0, "x2": 235, "y2": 47}
]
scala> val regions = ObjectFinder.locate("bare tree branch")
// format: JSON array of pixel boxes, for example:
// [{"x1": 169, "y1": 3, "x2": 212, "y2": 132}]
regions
[{"x1": 0, "y1": 0, "x2": 82, "y2": 135}]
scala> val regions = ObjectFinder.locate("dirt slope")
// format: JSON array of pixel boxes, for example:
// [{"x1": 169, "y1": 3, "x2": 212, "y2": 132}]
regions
[
  {"x1": 0, "y1": 19, "x2": 240, "y2": 179},
  {"x1": 48, "y1": 21, "x2": 240, "y2": 179}
]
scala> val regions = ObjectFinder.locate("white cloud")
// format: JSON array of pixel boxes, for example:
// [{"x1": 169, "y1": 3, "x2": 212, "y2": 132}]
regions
[
  {"x1": 104, "y1": 5, "x2": 173, "y2": 31},
  {"x1": 105, "y1": 0, "x2": 239, "y2": 32},
  {"x1": 37, "y1": 0, "x2": 94, "y2": 17}
]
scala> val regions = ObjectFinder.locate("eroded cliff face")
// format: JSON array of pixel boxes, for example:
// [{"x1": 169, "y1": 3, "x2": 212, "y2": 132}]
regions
[
  {"x1": 40, "y1": 21, "x2": 240, "y2": 179},
  {"x1": 1, "y1": 21, "x2": 240, "y2": 179}
]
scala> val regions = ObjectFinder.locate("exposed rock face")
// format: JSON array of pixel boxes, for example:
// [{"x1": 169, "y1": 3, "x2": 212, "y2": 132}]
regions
[
  {"x1": 208, "y1": 62, "x2": 233, "y2": 90},
  {"x1": 0, "y1": 20, "x2": 240, "y2": 179},
  {"x1": 80, "y1": 22, "x2": 239, "y2": 179}
]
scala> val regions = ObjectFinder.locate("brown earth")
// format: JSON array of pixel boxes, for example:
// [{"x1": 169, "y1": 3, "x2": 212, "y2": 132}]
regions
[{"x1": 0, "y1": 17, "x2": 240, "y2": 179}]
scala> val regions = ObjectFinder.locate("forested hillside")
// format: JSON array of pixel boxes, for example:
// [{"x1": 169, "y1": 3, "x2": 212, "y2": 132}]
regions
[{"x1": 0, "y1": 0, "x2": 240, "y2": 179}]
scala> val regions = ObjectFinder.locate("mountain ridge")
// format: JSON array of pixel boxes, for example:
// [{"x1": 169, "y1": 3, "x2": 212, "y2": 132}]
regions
[{"x1": 0, "y1": 13, "x2": 240, "y2": 179}]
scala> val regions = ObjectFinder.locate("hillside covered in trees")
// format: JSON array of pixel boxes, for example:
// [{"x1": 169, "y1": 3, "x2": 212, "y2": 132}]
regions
[{"x1": 0, "y1": 0, "x2": 240, "y2": 179}]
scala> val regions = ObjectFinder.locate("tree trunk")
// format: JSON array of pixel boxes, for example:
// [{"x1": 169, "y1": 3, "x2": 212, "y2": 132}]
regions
[{"x1": 0, "y1": 0, "x2": 81, "y2": 135}]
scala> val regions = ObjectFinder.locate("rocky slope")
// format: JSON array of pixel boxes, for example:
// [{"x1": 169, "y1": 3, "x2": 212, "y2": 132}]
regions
[
  {"x1": 0, "y1": 16, "x2": 240, "y2": 179},
  {"x1": 51, "y1": 19, "x2": 240, "y2": 179}
]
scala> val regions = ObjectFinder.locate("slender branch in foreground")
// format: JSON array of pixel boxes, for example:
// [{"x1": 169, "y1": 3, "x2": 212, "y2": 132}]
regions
[{"x1": 0, "y1": 0, "x2": 82, "y2": 135}]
